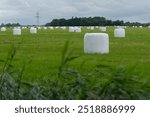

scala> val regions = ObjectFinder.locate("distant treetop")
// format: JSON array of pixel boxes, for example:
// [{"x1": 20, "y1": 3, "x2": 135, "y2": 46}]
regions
[{"x1": 45, "y1": 16, "x2": 149, "y2": 27}]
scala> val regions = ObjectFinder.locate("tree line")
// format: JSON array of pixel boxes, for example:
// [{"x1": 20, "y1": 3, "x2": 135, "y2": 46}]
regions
[
  {"x1": 45, "y1": 16, "x2": 150, "y2": 27},
  {"x1": 0, "y1": 23, "x2": 20, "y2": 27},
  {"x1": 0, "y1": 17, "x2": 149, "y2": 27}
]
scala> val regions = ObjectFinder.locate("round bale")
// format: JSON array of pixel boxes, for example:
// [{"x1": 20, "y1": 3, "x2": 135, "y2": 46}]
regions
[
  {"x1": 30, "y1": 27, "x2": 37, "y2": 34},
  {"x1": 1, "y1": 27, "x2": 6, "y2": 32},
  {"x1": 13, "y1": 28, "x2": 21, "y2": 35},
  {"x1": 114, "y1": 29, "x2": 125, "y2": 38},
  {"x1": 69, "y1": 27, "x2": 75, "y2": 32},
  {"x1": 84, "y1": 33, "x2": 109, "y2": 54},
  {"x1": 100, "y1": 27, "x2": 107, "y2": 32}
]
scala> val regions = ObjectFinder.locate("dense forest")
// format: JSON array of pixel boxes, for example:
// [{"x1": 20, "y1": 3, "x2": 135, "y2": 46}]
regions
[{"x1": 45, "y1": 17, "x2": 150, "y2": 26}]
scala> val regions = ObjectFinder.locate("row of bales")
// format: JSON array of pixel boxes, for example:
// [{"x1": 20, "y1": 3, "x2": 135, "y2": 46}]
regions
[
  {"x1": 69, "y1": 26, "x2": 107, "y2": 32},
  {"x1": 1, "y1": 25, "x2": 149, "y2": 32},
  {"x1": 0, "y1": 26, "x2": 149, "y2": 54},
  {"x1": 0, "y1": 25, "x2": 149, "y2": 33},
  {"x1": 0, "y1": 26, "x2": 126, "y2": 36}
]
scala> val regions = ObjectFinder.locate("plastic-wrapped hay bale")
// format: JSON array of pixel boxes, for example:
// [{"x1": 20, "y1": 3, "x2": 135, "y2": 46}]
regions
[
  {"x1": 76, "y1": 28, "x2": 81, "y2": 32},
  {"x1": 1, "y1": 27, "x2": 6, "y2": 32},
  {"x1": 61, "y1": 27, "x2": 66, "y2": 30},
  {"x1": 55, "y1": 26, "x2": 59, "y2": 29},
  {"x1": 49, "y1": 27, "x2": 54, "y2": 30},
  {"x1": 22, "y1": 27, "x2": 27, "y2": 29},
  {"x1": 69, "y1": 27, "x2": 74, "y2": 32},
  {"x1": 84, "y1": 33, "x2": 109, "y2": 54},
  {"x1": 116, "y1": 26, "x2": 122, "y2": 29},
  {"x1": 90, "y1": 26, "x2": 94, "y2": 30},
  {"x1": 22, "y1": 27, "x2": 26, "y2": 29},
  {"x1": 74, "y1": 27, "x2": 77, "y2": 31},
  {"x1": 100, "y1": 27, "x2": 107, "y2": 32},
  {"x1": 87, "y1": 27, "x2": 91, "y2": 29},
  {"x1": 75, "y1": 27, "x2": 81, "y2": 32},
  {"x1": 114, "y1": 29, "x2": 125, "y2": 38},
  {"x1": 38, "y1": 27, "x2": 41, "y2": 29},
  {"x1": 43, "y1": 27, "x2": 47, "y2": 29},
  {"x1": 16, "y1": 27, "x2": 21, "y2": 29},
  {"x1": 133, "y1": 26, "x2": 137, "y2": 28},
  {"x1": 30, "y1": 27, "x2": 37, "y2": 34},
  {"x1": 13, "y1": 28, "x2": 21, "y2": 35}
]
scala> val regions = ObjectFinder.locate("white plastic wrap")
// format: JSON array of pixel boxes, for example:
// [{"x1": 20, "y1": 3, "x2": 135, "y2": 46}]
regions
[
  {"x1": 69, "y1": 27, "x2": 75, "y2": 32},
  {"x1": 61, "y1": 27, "x2": 66, "y2": 30},
  {"x1": 114, "y1": 29, "x2": 125, "y2": 38},
  {"x1": 1, "y1": 27, "x2": 6, "y2": 32},
  {"x1": 30, "y1": 27, "x2": 37, "y2": 34},
  {"x1": 43, "y1": 27, "x2": 47, "y2": 29},
  {"x1": 75, "y1": 27, "x2": 81, "y2": 32},
  {"x1": 84, "y1": 33, "x2": 109, "y2": 54},
  {"x1": 13, "y1": 28, "x2": 21, "y2": 35},
  {"x1": 49, "y1": 27, "x2": 54, "y2": 30},
  {"x1": 100, "y1": 27, "x2": 107, "y2": 32}
]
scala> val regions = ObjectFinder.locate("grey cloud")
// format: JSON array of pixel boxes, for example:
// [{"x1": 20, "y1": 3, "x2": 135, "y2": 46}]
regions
[{"x1": 0, "y1": 0, "x2": 150, "y2": 24}]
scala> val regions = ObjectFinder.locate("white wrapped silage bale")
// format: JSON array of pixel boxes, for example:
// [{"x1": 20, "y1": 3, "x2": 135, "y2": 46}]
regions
[
  {"x1": 38, "y1": 27, "x2": 41, "y2": 29},
  {"x1": 49, "y1": 27, "x2": 54, "y2": 30},
  {"x1": 114, "y1": 29, "x2": 125, "y2": 38},
  {"x1": 69, "y1": 27, "x2": 75, "y2": 32},
  {"x1": 76, "y1": 28, "x2": 81, "y2": 32},
  {"x1": 84, "y1": 33, "x2": 109, "y2": 54},
  {"x1": 55, "y1": 26, "x2": 59, "y2": 29},
  {"x1": 100, "y1": 27, "x2": 107, "y2": 32},
  {"x1": 87, "y1": 27, "x2": 91, "y2": 30},
  {"x1": 1, "y1": 27, "x2": 6, "y2": 32},
  {"x1": 16, "y1": 27, "x2": 21, "y2": 29},
  {"x1": 43, "y1": 27, "x2": 47, "y2": 29},
  {"x1": 13, "y1": 28, "x2": 21, "y2": 35},
  {"x1": 61, "y1": 27, "x2": 66, "y2": 30},
  {"x1": 74, "y1": 27, "x2": 81, "y2": 32},
  {"x1": 90, "y1": 26, "x2": 94, "y2": 30},
  {"x1": 22, "y1": 27, "x2": 25, "y2": 29},
  {"x1": 30, "y1": 27, "x2": 37, "y2": 34}
]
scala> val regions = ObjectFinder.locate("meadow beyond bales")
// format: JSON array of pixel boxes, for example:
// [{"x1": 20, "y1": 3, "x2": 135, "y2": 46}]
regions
[{"x1": 0, "y1": 27, "x2": 150, "y2": 99}]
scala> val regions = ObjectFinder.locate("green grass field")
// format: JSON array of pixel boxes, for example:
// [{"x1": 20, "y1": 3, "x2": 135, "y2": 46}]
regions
[
  {"x1": 0, "y1": 27, "x2": 150, "y2": 99},
  {"x1": 0, "y1": 27, "x2": 150, "y2": 81}
]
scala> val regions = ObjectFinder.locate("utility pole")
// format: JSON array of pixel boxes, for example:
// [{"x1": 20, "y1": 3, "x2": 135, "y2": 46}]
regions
[{"x1": 36, "y1": 12, "x2": 40, "y2": 27}]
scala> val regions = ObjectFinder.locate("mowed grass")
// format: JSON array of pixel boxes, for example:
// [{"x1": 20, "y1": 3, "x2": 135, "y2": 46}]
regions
[{"x1": 0, "y1": 27, "x2": 150, "y2": 82}]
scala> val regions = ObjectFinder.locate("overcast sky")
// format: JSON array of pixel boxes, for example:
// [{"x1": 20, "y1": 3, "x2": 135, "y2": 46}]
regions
[{"x1": 0, "y1": 0, "x2": 150, "y2": 25}]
